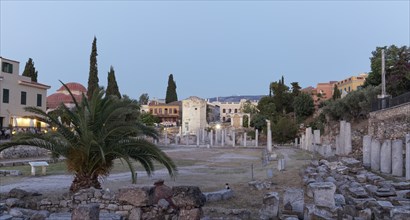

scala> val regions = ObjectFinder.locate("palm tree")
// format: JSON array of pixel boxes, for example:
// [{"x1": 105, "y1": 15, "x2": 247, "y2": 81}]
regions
[{"x1": 0, "y1": 83, "x2": 177, "y2": 192}]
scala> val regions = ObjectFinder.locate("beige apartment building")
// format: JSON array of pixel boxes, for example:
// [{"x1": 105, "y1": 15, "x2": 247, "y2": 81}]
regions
[
  {"x1": 210, "y1": 99, "x2": 258, "y2": 123},
  {"x1": 0, "y1": 57, "x2": 50, "y2": 129}
]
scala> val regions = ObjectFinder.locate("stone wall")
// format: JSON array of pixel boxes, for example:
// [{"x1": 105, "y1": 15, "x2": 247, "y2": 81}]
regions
[
  {"x1": 0, "y1": 145, "x2": 49, "y2": 159},
  {"x1": 368, "y1": 102, "x2": 410, "y2": 140},
  {"x1": 1, "y1": 185, "x2": 206, "y2": 220}
]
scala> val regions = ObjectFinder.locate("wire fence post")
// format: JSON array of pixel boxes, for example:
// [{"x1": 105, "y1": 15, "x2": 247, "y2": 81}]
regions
[{"x1": 251, "y1": 163, "x2": 254, "y2": 180}]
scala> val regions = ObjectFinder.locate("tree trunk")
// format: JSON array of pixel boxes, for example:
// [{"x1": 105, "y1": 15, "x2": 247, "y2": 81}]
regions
[{"x1": 69, "y1": 173, "x2": 101, "y2": 193}]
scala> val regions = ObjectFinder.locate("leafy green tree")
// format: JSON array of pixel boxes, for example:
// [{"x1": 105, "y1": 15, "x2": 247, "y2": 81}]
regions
[
  {"x1": 0, "y1": 83, "x2": 177, "y2": 193},
  {"x1": 364, "y1": 45, "x2": 405, "y2": 87},
  {"x1": 250, "y1": 114, "x2": 267, "y2": 131},
  {"x1": 386, "y1": 47, "x2": 410, "y2": 97},
  {"x1": 257, "y1": 96, "x2": 277, "y2": 119},
  {"x1": 165, "y1": 74, "x2": 178, "y2": 104},
  {"x1": 140, "y1": 112, "x2": 161, "y2": 126},
  {"x1": 87, "y1": 37, "x2": 99, "y2": 100},
  {"x1": 272, "y1": 116, "x2": 298, "y2": 143},
  {"x1": 240, "y1": 100, "x2": 258, "y2": 114},
  {"x1": 22, "y1": 58, "x2": 38, "y2": 82},
  {"x1": 270, "y1": 76, "x2": 293, "y2": 113},
  {"x1": 291, "y1": 82, "x2": 301, "y2": 96},
  {"x1": 332, "y1": 84, "x2": 341, "y2": 100},
  {"x1": 139, "y1": 93, "x2": 149, "y2": 105},
  {"x1": 106, "y1": 66, "x2": 121, "y2": 99},
  {"x1": 293, "y1": 93, "x2": 314, "y2": 121}
]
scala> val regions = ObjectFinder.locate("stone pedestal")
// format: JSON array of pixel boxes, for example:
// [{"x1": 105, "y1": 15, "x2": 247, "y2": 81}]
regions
[
  {"x1": 339, "y1": 121, "x2": 346, "y2": 153},
  {"x1": 392, "y1": 139, "x2": 404, "y2": 177},
  {"x1": 371, "y1": 139, "x2": 381, "y2": 172},
  {"x1": 210, "y1": 130, "x2": 214, "y2": 147},
  {"x1": 185, "y1": 134, "x2": 189, "y2": 146},
  {"x1": 301, "y1": 135, "x2": 305, "y2": 150},
  {"x1": 406, "y1": 134, "x2": 410, "y2": 180},
  {"x1": 295, "y1": 138, "x2": 298, "y2": 147},
  {"x1": 196, "y1": 129, "x2": 200, "y2": 147},
  {"x1": 308, "y1": 182, "x2": 336, "y2": 208},
  {"x1": 380, "y1": 140, "x2": 392, "y2": 174},
  {"x1": 278, "y1": 159, "x2": 285, "y2": 171},
  {"x1": 363, "y1": 135, "x2": 372, "y2": 167},
  {"x1": 221, "y1": 129, "x2": 225, "y2": 147}
]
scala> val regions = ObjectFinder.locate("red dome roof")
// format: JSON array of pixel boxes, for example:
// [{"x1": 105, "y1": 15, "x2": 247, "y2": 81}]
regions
[
  {"x1": 57, "y1": 82, "x2": 87, "y2": 93},
  {"x1": 47, "y1": 93, "x2": 84, "y2": 109}
]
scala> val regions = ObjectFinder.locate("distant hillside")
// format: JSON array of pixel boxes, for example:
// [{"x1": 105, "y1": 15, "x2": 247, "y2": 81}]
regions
[{"x1": 208, "y1": 95, "x2": 264, "y2": 102}]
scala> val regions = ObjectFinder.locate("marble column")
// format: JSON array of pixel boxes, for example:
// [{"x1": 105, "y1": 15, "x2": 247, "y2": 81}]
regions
[
  {"x1": 185, "y1": 134, "x2": 189, "y2": 146},
  {"x1": 196, "y1": 129, "x2": 200, "y2": 147},
  {"x1": 164, "y1": 131, "x2": 168, "y2": 146},
  {"x1": 232, "y1": 130, "x2": 236, "y2": 147},
  {"x1": 313, "y1": 130, "x2": 321, "y2": 145},
  {"x1": 215, "y1": 129, "x2": 219, "y2": 146},
  {"x1": 371, "y1": 139, "x2": 381, "y2": 172},
  {"x1": 295, "y1": 138, "x2": 298, "y2": 147},
  {"x1": 339, "y1": 121, "x2": 346, "y2": 155},
  {"x1": 345, "y1": 122, "x2": 352, "y2": 155},
  {"x1": 202, "y1": 128, "x2": 205, "y2": 144},
  {"x1": 335, "y1": 135, "x2": 342, "y2": 155},
  {"x1": 244, "y1": 132, "x2": 247, "y2": 147},
  {"x1": 380, "y1": 140, "x2": 392, "y2": 174},
  {"x1": 306, "y1": 127, "x2": 313, "y2": 152},
  {"x1": 301, "y1": 134, "x2": 305, "y2": 150},
  {"x1": 210, "y1": 130, "x2": 214, "y2": 147},
  {"x1": 392, "y1": 139, "x2": 404, "y2": 177},
  {"x1": 406, "y1": 134, "x2": 410, "y2": 180},
  {"x1": 266, "y1": 120, "x2": 272, "y2": 152},
  {"x1": 221, "y1": 129, "x2": 225, "y2": 147},
  {"x1": 255, "y1": 129, "x2": 259, "y2": 147},
  {"x1": 363, "y1": 135, "x2": 372, "y2": 167}
]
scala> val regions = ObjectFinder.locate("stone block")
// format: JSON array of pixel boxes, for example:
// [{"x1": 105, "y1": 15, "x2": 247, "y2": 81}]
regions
[
  {"x1": 71, "y1": 203, "x2": 99, "y2": 220},
  {"x1": 179, "y1": 208, "x2": 203, "y2": 220},
  {"x1": 283, "y1": 188, "x2": 304, "y2": 217},
  {"x1": 392, "y1": 182, "x2": 410, "y2": 190},
  {"x1": 334, "y1": 194, "x2": 345, "y2": 206},
  {"x1": 390, "y1": 207, "x2": 410, "y2": 220},
  {"x1": 172, "y1": 186, "x2": 206, "y2": 208},
  {"x1": 117, "y1": 186, "x2": 153, "y2": 206},
  {"x1": 259, "y1": 192, "x2": 279, "y2": 220},
  {"x1": 128, "y1": 208, "x2": 141, "y2": 220},
  {"x1": 308, "y1": 182, "x2": 336, "y2": 208}
]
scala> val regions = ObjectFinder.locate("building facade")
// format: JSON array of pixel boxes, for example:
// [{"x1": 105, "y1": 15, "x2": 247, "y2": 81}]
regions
[
  {"x1": 0, "y1": 57, "x2": 50, "y2": 129},
  {"x1": 182, "y1": 96, "x2": 207, "y2": 134},
  {"x1": 210, "y1": 99, "x2": 258, "y2": 123},
  {"x1": 147, "y1": 100, "x2": 181, "y2": 127},
  {"x1": 335, "y1": 73, "x2": 368, "y2": 94}
]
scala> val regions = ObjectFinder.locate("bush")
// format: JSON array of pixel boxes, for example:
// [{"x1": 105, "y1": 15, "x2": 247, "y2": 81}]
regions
[{"x1": 272, "y1": 116, "x2": 298, "y2": 144}]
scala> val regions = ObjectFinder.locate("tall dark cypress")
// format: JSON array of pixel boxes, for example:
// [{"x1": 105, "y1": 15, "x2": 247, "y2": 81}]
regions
[
  {"x1": 87, "y1": 37, "x2": 99, "y2": 99},
  {"x1": 106, "y1": 66, "x2": 121, "y2": 99},
  {"x1": 165, "y1": 74, "x2": 178, "y2": 104},
  {"x1": 22, "y1": 58, "x2": 38, "y2": 82}
]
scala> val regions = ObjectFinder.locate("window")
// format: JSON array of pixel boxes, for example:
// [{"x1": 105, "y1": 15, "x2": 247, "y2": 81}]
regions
[
  {"x1": 1, "y1": 62, "x2": 13, "y2": 73},
  {"x1": 174, "y1": 108, "x2": 177, "y2": 114},
  {"x1": 164, "y1": 108, "x2": 168, "y2": 115},
  {"x1": 159, "y1": 108, "x2": 162, "y2": 114},
  {"x1": 2, "y1": 89, "x2": 9, "y2": 103},
  {"x1": 229, "y1": 109, "x2": 232, "y2": 113},
  {"x1": 234, "y1": 109, "x2": 238, "y2": 113},
  {"x1": 348, "y1": 86, "x2": 351, "y2": 92},
  {"x1": 37, "y1": 94, "x2": 42, "y2": 107},
  {"x1": 150, "y1": 109, "x2": 153, "y2": 114},
  {"x1": 154, "y1": 109, "x2": 157, "y2": 114},
  {"x1": 222, "y1": 109, "x2": 226, "y2": 113},
  {"x1": 21, "y1": 91, "x2": 27, "y2": 105}
]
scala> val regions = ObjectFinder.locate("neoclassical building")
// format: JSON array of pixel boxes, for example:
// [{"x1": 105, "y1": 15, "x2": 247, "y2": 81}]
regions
[{"x1": 0, "y1": 57, "x2": 50, "y2": 129}]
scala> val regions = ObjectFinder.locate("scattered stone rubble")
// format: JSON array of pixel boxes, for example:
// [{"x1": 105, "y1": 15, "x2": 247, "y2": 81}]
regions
[
  {"x1": 302, "y1": 157, "x2": 410, "y2": 219},
  {"x1": 0, "y1": 182, "x2": 206, "y2": 220},
  {"x1": 0, "y1": 145, "x2": 49, "y2": 160}
]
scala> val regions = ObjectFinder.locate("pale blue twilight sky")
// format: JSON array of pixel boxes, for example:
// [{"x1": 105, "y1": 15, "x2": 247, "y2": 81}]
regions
[{"x1": 1, "y1": 1, "x2": 409, "y2": 100}]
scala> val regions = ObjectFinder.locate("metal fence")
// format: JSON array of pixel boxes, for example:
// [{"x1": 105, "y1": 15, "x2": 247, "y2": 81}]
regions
[{"x1": 371, "y1": 92, "x2": 410, "y2": 112}]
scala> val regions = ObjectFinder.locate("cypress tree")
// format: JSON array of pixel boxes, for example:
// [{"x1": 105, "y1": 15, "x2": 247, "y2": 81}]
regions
[
  {"x1": 165, "y1": 74, "x2": 178, "y2": 103},
  {"x1": 87, "y1": 37, "x2": 99, "y2": 99},
  {"x1": 332, "y1": 84, "x2": 341, "y2": 100},
  {"x1": 106, "y1": 66, "x2": 121, "y2": 99},
  {"x1": 22, "y1": 58, "x2": 38, "y2": 82}
]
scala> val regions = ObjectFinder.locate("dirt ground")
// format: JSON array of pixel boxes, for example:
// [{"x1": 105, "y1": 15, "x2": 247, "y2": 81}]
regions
[{"x1": 0, "y1": 145, "x2": 313, "y2": 217}]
